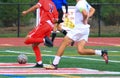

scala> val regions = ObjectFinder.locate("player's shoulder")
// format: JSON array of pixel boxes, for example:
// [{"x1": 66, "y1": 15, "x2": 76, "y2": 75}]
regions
[
  {"x1": 39, "y1": 0, "x2": 52, "y2": 4},
  {"x1": 76, "y1": 0, "x2": 86, "y2": 7}
]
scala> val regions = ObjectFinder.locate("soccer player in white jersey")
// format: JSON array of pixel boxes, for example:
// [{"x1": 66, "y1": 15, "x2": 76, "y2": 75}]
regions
[{"x1": 46, "y1": 0, "x2": 108, "y2": 69}]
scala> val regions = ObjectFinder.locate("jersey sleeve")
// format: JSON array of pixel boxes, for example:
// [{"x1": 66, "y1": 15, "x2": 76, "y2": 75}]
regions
[
  {"x1": 62, "y1": 0, "x2": 68, "y2": 5},
  {"x1": 85, "y1": 1, "x2": 92, "y2": 10},
  {"x1": 76, "y1": 1, "x2": 86, "y2": 12},
  {"x1": 37, "y1": 0, "x2": 44, "y2": 8},
  {"x1": 77, "y1": 1, "x2": 92, "y2": 13}
]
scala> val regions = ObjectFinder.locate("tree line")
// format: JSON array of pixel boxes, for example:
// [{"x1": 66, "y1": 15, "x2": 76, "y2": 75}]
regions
[{"x1": 0, "y1": 0, "x2": 120, "y2": 27}]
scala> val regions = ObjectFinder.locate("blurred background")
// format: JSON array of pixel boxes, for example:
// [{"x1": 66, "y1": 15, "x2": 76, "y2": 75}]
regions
[{"x1": 0, "y1": 0, "x2": 120, "y2": 37}]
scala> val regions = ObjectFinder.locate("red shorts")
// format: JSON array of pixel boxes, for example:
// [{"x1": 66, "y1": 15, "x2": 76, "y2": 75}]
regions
[{"x1": 28, "y1": 22, "x2": 52, "y2": 39}]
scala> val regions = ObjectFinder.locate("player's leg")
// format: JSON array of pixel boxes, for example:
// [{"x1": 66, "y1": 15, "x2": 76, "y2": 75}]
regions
[
  {"x1": 57, "y1": 22, "x2": 74, "y2": 46},
  {"x1": 51, "y1": 9, "x2": 66, "y2": 43},
  {"x1": 32, "y1": 23, "x2": 53, "y2": 67},
  {"x1": 32, "y1": 43, "x2": 43, "y2": 67},
  {"x1": 77, "y1": 40, "x2": 95, "y2": 55},
  {"x1": 57, "y1": 23, "x2": 67, "y2": 35},
  {"x1": 55, "y1": 36, "x2": 72, "y2": 56},
  {"x1": 25, "y1": 36, "x2": 52, "y2": 47},
  {"x1": 57, "y1": 16, "x2": 74, "y2": 46},
  {"x1": 57, "y1": 24, "x2": 74, "y2": 46},
  {"x1": 71, "y1": 41, "x2": 75, "y2": 46},
  {"x1": 24, "y1": 25, "x2": 52, "y2": 47},
  {"x1": 57, "y1": 9, "x2": 67, "y2": 35},
  {"x1": 77, "y1": 26, "x2": 108, "y2": 64},
  {"x1": 44, "y1": 23, "x2": 53, "y2": 47},
  {"x1": 46, "y1": 36, "x2": 72, "y2": 69},
  {"x1": 44, "y1": 36, "x2": 53, "y2": 47},
  {"x1": 51, "y1": 9, "x2": 63, "y2": 43},
  {"x1": 24, "y1": 26, "x2": 44, "y2": 44},
  {"x1": 51, "y1": 31, "x2": 56, "y2": 42},
  {"x1": 24, "y1": 36, "x2": 44, "y2": 44},
  {"x1": 51, "y1": 24, "x2": 57, "y2": 42},
  {"x1": 46, "y1": 28, "x2": 78, "y2": 69},
  {"x1": 77, "y1": 40, "x2": 108, "y2": 64}
]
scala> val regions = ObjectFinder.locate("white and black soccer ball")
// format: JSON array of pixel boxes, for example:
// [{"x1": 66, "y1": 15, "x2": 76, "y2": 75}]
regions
[{"x1": 17, "y1": 53, "x2": 28, "y2": 64}]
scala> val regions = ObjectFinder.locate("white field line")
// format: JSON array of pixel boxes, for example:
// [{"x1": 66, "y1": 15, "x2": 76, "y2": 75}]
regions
[
  {"x1": 1, "y1": 50, "x2": 120, "y2": 63},
  {"x1": 0, "y1": 44, "x2": 13, "y2": 46},
  {"x1": 88, "y1": 41, "x2": 120, "y2": 46},
  {"x1": 0, "y1": 50, "x2": 33, "y2": 55},
  {"x1": 62, "y1": 56, "x2": 120, "y2": 63},
  {"x1": 42, "y1": 50, "x2": 52, "y2": 52},
  {"x1": 0, "y1": 50, "x2": 119, "y2": 55},
  {"x1": 24, "y1": 75, "x2": 120, "y2": 78},
  {"x1": 0, "y1": 66, "x2": 120, "y2": 75},
  {"x1": 110, "y1": 51, "x2": 120, "y2": 52}
]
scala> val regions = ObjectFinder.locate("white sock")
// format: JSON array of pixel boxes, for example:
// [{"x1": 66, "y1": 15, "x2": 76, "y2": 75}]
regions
[
  {"x1": 53, "y1": 56, "x2": 61, "y2": 65},
  {"x1": 95, "y1": 50, "x2": 102, "y2": 56},
  {"x1": 37, "y1": 61, "x2": 42, "y2": 65},
  {"x1": 43, "y1": 39, "x2": 45, "y2": 43}
]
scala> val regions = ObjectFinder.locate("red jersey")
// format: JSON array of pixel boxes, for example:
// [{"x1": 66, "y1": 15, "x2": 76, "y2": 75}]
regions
[{"x1": 37, "y1": 0, "x2": 58, "y2": 24}]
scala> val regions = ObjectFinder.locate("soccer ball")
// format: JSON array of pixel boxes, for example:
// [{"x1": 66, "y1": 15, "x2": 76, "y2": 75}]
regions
[{"x1": 17, "y1": 53, "x2": 28, "y2": 64}]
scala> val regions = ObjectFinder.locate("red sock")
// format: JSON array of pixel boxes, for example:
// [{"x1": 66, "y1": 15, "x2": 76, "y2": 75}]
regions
[
  {"x1": 32, "y1": 46, "x2": 42, "y2": 62},
  {"x1": 24, "y1": 38, "x2": 43, "y2": 44}
]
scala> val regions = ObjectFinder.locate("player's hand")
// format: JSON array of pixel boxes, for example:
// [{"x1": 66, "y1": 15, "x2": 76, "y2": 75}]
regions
[
  {"x1": 83, "y1": 17, "x2": 89, "y2": 25},
  {"x1": 83, "y1": 19, "x2": 88, "y2": 25},
  {"x1": 22, "y1": 11, "x2": 27, "y2": 16},
  {"x1": 53, "y1": 18, "x2": 58, "y2": 24},
  {"x1": 65, "y1": 13, "x2": 68, "y2": 17}
]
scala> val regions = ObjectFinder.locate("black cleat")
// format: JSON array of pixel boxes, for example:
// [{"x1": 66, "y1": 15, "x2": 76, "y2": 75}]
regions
[
  {"x1": 44, "y1": 36, "x2": 53, "y2": 47},
  {"x1": 34, "y1": 63, "x2": 43, "y2": 67},
  {"x1": 71, "y1": 41, "x2": 75, "y2": 46},
  {"x1": 101, "y1": 50, "x2": 108, "y2": 64}
]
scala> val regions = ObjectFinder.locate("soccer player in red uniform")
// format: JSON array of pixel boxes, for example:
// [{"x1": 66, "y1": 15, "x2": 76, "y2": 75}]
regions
[{"x1": 22, "y1": 0, "x2": 58, "y2": 67}]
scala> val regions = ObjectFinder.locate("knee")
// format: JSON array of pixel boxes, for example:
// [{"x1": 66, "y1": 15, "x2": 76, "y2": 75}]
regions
[
  {"x1": 24, "y1": 37, "x2": 30, "y2": 44},
  {"x1": 24, "y1": 39, "x2": 29, "y2": 44},
  {"x1": 63, "y1": 37, "x2": 71, "y2": 46},
  {"x1": 24, "y1": 40, "x2": 28, "y2": 44},
  {"x1": 57, "y1": 25, "x2": 62, "y2": 31},
  {"x1": 77, "y1": 49, "x2": 85, "y2": 55},
  {"x1": 32, "y1": 43, "x2": 39, "y2": 47}
]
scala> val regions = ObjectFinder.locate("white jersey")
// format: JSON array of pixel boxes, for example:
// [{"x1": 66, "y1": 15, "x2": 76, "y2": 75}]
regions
[
  {"x1": 75, "y1": 0, "x2": 91, "y2": 27},
  {"x1": 67, "y1": 0, "x2": 92, "y2": 42}
]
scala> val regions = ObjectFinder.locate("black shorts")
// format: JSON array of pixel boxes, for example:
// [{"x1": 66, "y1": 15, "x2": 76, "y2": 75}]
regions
[{"x1": 57, "y1": 9, "x2": 64, "y2": 24}]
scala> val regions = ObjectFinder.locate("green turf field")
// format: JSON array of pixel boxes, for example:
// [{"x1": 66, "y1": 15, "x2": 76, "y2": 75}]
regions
[{"x1": 0, "y1": 46, "x2": 120, "y2": 78}]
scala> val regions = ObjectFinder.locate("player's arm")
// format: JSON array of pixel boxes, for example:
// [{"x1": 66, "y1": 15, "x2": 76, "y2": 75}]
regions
[
  {"x1": 89, "y1": 7, "x2": 95, "y2": 17},
  {"x1": 22, "y1": 4, "x2": 39, "y2": 16},
  {"x1": 81, "y1": 9, "x2": 88, "y2": 25},
  {"x1": 64, "y1": 4, "x2": 68, "y2": 17},
  {"x1": 81, "y1": 7, "x2": 95, "y2": 24},
  {"x1": 63, "y1": 0, "x2": 68, "y2": 17},
  {"x1": 64, "y1": 4, "x2": 68, "y2": 14}
]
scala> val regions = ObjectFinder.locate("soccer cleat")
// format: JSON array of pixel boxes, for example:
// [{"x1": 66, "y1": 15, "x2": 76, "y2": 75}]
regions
[
  {"x1": 71, "y1": 41, "x2": 74, "y2": 46},
  {"x1": 34, "y1": 63, "x2": 43, "y2": 67},
  {"x1": 101, "y1": 50, "x2": 108, "y2": 64},
  {"x1": 44, "y1": 36, "x2": 53, "y2": 47},
  {"x1": 45, "y1": 64, "x2": 58, "y2": 70}
]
